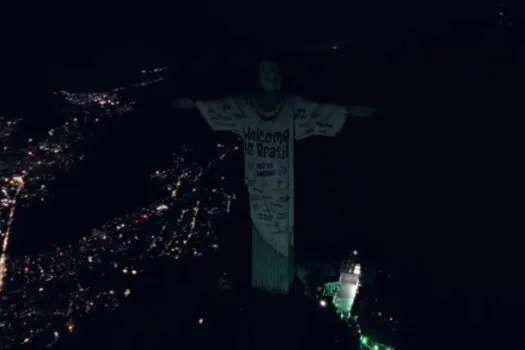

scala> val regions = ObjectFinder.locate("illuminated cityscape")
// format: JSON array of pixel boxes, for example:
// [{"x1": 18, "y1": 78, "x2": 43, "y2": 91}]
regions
[
  {"x1": 0, "y1": 139, "x2": 237, "y2": 347},
  {"x1": 0, "y1": 89, "x2": 135, "y2": 296},
  {"x1": 0, "y1": 68, "x2": 240, "y2": 348}
]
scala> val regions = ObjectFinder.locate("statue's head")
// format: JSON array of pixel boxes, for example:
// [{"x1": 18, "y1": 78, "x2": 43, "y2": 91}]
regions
[{"x1": 259, "y1": 60, "x2": 282, "y2": 92}]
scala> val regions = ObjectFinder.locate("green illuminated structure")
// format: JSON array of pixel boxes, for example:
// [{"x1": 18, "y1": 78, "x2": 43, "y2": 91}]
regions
[
  {"x1": 360, "y1": 335, "x2": 394, "y2": 350},
  {"x1": 321, "y1": 281, "x2": 395, "y2": 350}
]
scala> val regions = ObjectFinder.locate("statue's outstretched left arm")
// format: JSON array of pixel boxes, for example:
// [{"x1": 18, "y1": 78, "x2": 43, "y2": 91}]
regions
[{"x1": 292, "y1": 96, "x2": 375, "y2": 140}]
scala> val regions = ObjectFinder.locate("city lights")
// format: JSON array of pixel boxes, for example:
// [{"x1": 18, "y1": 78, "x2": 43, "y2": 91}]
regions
[
  {"x1": 0, "y1": 141, "x2": 238, "y2": 348},
  {"x1": 0, "y1": 68, "x2": 205, "y2": 348},
  {"x1": 0, "y1": 92, "x2": 135, "y2": 294}
]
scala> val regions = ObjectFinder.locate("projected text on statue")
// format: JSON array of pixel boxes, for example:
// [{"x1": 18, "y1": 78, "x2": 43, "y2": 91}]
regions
[{"x1": 243, "y1": 127, "x2": 290, "y2": 165}]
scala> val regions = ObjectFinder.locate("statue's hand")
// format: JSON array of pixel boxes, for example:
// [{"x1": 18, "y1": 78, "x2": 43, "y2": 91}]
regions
[
  {"x1": 172, "y1": 98, "x2": 196, "y2": 109},
  {"x1": 348, "y1": 106, "x2": 376, "y2": 118}
]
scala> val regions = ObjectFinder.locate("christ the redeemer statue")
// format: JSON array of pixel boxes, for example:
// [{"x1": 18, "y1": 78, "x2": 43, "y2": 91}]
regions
[{"x1": 173, "y1": 60, "x2": 374, "y2": 294}]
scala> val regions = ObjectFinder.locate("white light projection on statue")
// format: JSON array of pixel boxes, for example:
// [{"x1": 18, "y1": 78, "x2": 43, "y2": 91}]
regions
[{"x1": 174, "y1": 60, "x2": 375, "y2": 293}]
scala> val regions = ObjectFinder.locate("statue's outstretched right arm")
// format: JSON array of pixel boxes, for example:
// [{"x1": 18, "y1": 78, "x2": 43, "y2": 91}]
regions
[{"x1": 172, "y1": 97, "x2": 244, "y2": 135}]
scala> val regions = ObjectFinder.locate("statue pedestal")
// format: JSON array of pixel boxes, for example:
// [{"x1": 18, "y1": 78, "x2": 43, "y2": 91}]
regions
[{"x1": 251, "y1": 226, "x2": 295, "y2": 294}]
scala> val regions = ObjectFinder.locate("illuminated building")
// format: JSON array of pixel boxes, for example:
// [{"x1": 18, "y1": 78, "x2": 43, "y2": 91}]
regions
[
  {"x1": 319, "y1": 259, "x2": 395, "y2": 350},
  {"x1": 333, "y1": 261, "x2": 361, "y2": 318}
]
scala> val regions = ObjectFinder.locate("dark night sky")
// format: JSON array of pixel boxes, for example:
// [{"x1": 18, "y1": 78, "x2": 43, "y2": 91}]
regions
[
  {"x1": 1, "y1": 1, "x2": 513, "y2": 62},
  {"x1": 2, "y1": 0, "x2": 517, "y2": 115}
]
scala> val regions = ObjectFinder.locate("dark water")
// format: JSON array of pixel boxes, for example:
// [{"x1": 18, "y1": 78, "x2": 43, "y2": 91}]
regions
[{"x1": 10, "y1": 83, "x2": 193, "y2": 255}]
